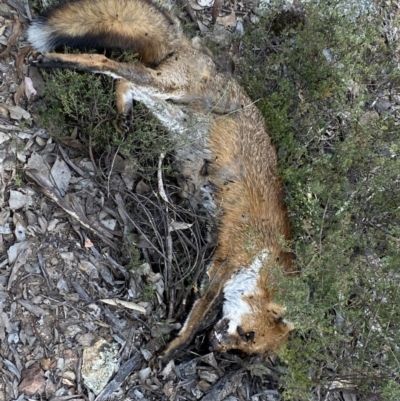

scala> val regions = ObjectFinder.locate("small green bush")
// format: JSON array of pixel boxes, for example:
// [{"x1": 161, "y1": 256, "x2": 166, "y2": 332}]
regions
[
  {"x1": 36, "y1": 68, "x2": 173, "y2": 168},
  {"x1": 36, "y1": 69, "x2": 118, "y2": 149}
]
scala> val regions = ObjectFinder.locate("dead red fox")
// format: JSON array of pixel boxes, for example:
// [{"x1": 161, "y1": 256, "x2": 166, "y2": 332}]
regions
[{"x1": 27, "y1": 0, "x2": 295, "y2": 362}]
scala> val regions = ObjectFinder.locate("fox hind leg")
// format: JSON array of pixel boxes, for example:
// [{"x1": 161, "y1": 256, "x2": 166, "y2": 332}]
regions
[{"x1": 36, "y1": 53, "x2": 156, "y2": 86}]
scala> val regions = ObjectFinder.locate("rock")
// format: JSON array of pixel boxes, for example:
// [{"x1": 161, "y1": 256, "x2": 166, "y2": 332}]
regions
[
  {"x1": 359, "y1": 110, "x2": 379, "y2": 126},
  {"x1": 81, "y1": 339, "x2": 119, "y2": 395},
  {"x1": 374, "y1": 98, "x2": 392, "y2": 113},
  {"x1": 18, "y1": 363, "x2": 46, "y2": 395}
]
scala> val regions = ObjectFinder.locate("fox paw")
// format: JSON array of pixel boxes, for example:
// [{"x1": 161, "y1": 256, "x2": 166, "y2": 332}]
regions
[{"x1": 116, "y1": 113, "x2": 132, "y2": 133}]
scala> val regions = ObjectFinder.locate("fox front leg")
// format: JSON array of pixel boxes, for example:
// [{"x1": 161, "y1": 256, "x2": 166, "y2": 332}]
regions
[
  {"x1": 160, "y1": 295, "x2": 214, "y2": 363},
  {"x1": 115, "y1": 79, "x2": 134, "y2": 133},
  {"x1": 160, "y1": 269, "x2": 227, "y2": 363}
]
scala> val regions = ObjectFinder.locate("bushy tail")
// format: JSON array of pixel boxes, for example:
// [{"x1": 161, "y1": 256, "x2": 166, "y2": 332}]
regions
[{"x1": 27, "y1": 0, "x2": 182, "y2": 64}]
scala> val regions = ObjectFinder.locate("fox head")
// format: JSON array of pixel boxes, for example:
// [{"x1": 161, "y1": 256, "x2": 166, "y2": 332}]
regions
[{"x1": 209, "y1": 301, "x2": 293, "y2": 355}]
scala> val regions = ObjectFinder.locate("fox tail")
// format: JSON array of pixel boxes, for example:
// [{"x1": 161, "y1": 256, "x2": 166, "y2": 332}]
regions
[{"x1": 27, "y1": 0, "x2": 182, "y2": 64}]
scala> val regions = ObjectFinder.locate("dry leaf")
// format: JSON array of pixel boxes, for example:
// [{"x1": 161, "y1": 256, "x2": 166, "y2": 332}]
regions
[
  {"x1": 198, "y1": 0, "x2": 213, "y2": 6},
  {"x1": 59, "y1": 135, "x2": 86, "y2": 150},
  {"x1": 0, "y1": 103, "x2": 30, "y2": 120},
  {"x1": 169, "y1": 221, "x2": 193, "y2": 232},
  {"x1": 84, "y1": 238, "x2": 94, "y2": 247},
  {"x1": 189, "y1": 0, "x2": 205, "y2": 10},
  {"x1": 160, "y1": 360, "x2": 175, "y2": 380},
  {"x1": 212, "y1": 0, "x2": 224, "y2": 23},
  {"x1": 50, "y1": 156, "x2": 72, "y2": 194},
  {"x1": 0, "y1": 104, "x2": 9, "y2": 119},
  {"x1": 17, "y1": 299, "x2": 48, "y2": 317},
  {"x1": 0, "y1": 15, "x2": 22, "y2": 58},
  {"x1": 136, "y1": 179, "x2": 151, "y2": 195},
  {"x1": 157, "y1": 152, "x2": 169, "y2": 203},
  {"x1": 13, "y1": 81, "x2": 25, "y2": 106},
  {"x1": 17, "y1": 46, "x2": 31, "y2": 80},
  {"x1": 99, "y1": 299, "x2": 147, "y2": 314},
  {"x1": 216, "y1": 10, "x2": 236, "y2": 27},
  {"x1": 3, "y1": 358, "x2": 20, "y2": 380},
  {"x1": 9, "y1": 190, "x2": 33, "y2": 209},
  {"x1": 24, "y1": 77, "x2": 37, "y2": 100}
]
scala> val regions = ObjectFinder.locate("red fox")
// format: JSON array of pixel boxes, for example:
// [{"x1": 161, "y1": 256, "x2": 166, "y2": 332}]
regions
[{"x1": 27, "y1": 0, "x2": 295, "y2": 362}]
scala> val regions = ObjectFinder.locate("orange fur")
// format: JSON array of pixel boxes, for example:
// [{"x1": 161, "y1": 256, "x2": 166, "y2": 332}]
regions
[{"x1": 27, "y1": 0, "x2": 296, "y2": 362}]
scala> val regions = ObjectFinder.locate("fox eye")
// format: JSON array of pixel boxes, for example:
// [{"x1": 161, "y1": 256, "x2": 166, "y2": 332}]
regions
[
  {"x1": 244, "y1": 331, "x2": 255, "y2": 342},
  {"x1": 237, "y1": 326, "x2": 255, "y2": 342}
]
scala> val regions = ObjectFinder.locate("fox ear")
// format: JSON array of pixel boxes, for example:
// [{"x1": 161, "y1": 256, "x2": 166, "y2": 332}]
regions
[
  {"x1": 278, "y1": 319, "x2": 294, "y2": 333},
  {"x1": 267, "y1": 303, "x2": 294, "y2": 333},
  {"x1": 266, "y1": 302, "x2": 286, "y2": 323}
]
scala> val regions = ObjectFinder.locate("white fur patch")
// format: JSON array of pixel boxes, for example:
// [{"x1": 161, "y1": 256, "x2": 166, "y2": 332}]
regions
[
  {"x1": 95, "y1": 71, "x2": 122, "y2": 80},
  {"x1": 117, "y1": 82, "x2": 211, "y2": 144},
  {"x1": 27, "y1": 23, "x2": 52, "y2": 52},
  {"x1": 222, "y1": 250, "x2": 269, "y2": 334}
]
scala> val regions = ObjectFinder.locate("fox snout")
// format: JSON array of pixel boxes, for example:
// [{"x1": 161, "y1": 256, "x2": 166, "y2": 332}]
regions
[
  {"x1": 209, "y1": 318, "x2": 230, "y2": 352},
  {"x1": 209, "y1": 308, "x2": 294, "y2": 355},
  {"x1": 209, "y1": 318, "x2": 254, "y2": 353}
]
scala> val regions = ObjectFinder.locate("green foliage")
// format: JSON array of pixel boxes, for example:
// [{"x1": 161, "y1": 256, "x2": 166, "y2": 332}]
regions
[
  {"x1": 36, "y1": 68, "x2": 173, "y2": 166},
  {"x1": 29, "y1": 0, "x2": 59, "y2": 13},
  {"x1": 239, "y1": 0, "x2": 400, "y2": 398},
  {"x1": 36, "y1": 69, "x2": 118, "y2": 149},
  {"x1": 13, "y1": 172, "x2": 23, "y2": 187},
  {"x1": 125, "y1": 235, "x2": 144, "y2": 271},
  {"x1": 35, "y1": 61, "x2": 176, "y2": 277},
  {"x1": 142, "y1": 283, "x2": 156, "y2": 302}
]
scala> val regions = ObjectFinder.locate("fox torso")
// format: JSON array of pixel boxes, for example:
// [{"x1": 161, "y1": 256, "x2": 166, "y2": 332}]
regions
[{"x1": 27, "y1": 0, "x2": 295, "y2": 361}]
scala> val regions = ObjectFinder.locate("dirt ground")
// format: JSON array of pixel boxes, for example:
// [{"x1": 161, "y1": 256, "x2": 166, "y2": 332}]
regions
[{"x1": 0, "y1": 0, "x2": 289, "y2": 400}]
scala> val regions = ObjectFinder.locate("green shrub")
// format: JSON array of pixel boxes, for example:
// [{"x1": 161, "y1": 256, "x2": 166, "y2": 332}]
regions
[
  {"x1": 36, "y1": 68, "x2": 173, "y2": 168},
  {"x1": 239, "y1": 0, "x2": 400, "y2": 398},
  {"x1": 36, "y1": 69, "x2": 118, "y2": 149}
]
